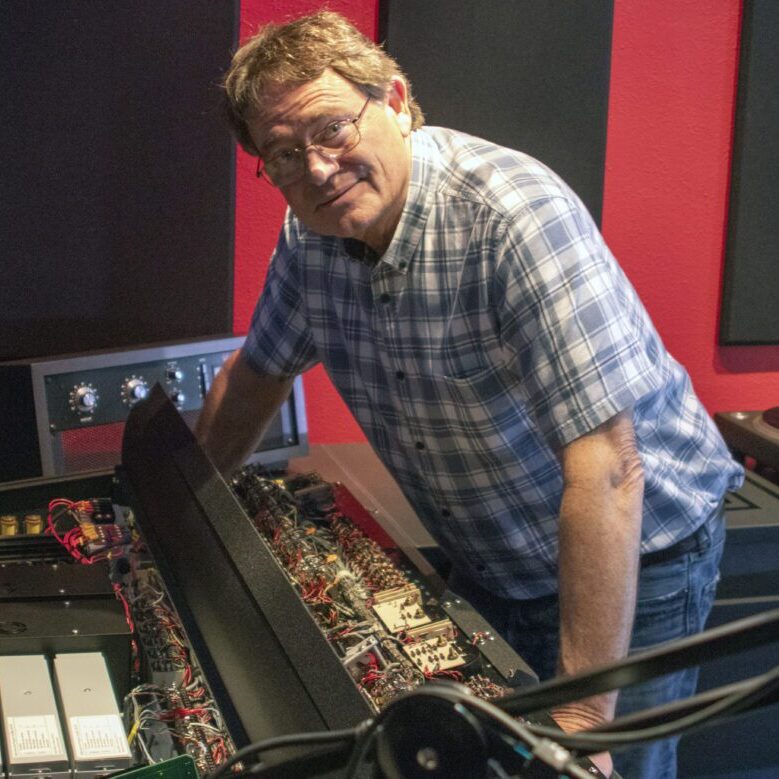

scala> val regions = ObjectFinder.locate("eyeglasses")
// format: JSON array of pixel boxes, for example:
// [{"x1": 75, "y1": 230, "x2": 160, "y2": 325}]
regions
[{"x1": 256, "y1": 97, "x2": 372, "y2": 187}]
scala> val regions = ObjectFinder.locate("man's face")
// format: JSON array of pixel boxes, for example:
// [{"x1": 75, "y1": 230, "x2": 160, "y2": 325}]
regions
[{"x1": 247, "y1": 69, "x2": 412, "y2": 254}]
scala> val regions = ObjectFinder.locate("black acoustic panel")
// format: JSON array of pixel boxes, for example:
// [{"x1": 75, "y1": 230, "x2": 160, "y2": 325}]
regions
[
  {"x1": 0, "y1": 2, "x2": 237, "y2": 361},
  {"x1": 719, "y1": 0, "x2": 779, "y2": 344},
  {"x1": 380, "y1": 0, "x2": 613, "y2": 226}
]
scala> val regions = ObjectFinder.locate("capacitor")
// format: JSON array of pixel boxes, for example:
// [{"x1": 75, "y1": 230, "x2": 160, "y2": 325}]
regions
[
  {"x1": 24, "y1": 513, "x2": 43, "y2": 534},
  {"x1": 0, "y1": 515, "x2": 18, "y2": 535}
]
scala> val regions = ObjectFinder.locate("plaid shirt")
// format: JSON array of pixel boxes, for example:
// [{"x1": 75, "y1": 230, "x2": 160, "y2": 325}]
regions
[{"x1": 243, "y1": 127, "x2": 743, "y2": 599}]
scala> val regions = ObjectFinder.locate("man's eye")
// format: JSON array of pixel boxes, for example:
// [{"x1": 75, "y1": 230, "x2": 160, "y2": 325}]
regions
[
  {"x1": 319, "y1": 120, "x2": 348, "y2": 142},
  {"x1": 270, "y1": 148, "x2": 297, "y2": 165}
]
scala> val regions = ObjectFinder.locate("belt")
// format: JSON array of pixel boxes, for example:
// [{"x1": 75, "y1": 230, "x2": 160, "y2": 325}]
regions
[{"x1": 640, "y1": 519, "x2": 711, "y2": 568}]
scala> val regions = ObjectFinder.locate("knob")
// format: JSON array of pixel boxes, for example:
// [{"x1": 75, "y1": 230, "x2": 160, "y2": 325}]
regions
[
  {"x1": 70, "y1": 384, "x2": 99, "y2": 413},
  {"x1": 122, "y1": 377, "x2": 149, "y2": 406},
  {"x1": 170, "y1": 390, "x2": 186, "y2": 406},
  {"x1": 167, "y1": 367, "x2": 183, "y2": 382}
]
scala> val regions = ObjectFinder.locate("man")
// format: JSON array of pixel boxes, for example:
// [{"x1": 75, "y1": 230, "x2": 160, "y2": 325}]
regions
[{"x1": 196, "y1": 11, "x2": 743, "y2": 777}]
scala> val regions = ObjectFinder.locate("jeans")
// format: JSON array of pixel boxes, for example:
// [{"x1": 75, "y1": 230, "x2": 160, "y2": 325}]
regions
[{"x1": 447, "y1": 507, "x2": 726, "y2": 779}]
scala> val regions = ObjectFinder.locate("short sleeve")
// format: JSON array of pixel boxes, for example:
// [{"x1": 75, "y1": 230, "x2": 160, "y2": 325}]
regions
[
  {"x1": 241, "y1": 214, "x2": 319, "y2": 377},
  {"x1": 495, "y1": 195, "x2": 664, "y2": 449}
]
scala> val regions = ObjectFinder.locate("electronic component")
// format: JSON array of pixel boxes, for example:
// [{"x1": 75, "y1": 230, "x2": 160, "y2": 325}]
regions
[
  {"x1": 1, "y1": 514, "x2": 17, "y2": 536},
  {"x1": 24, "y1": 514, "x2": 43, "y2": 534},
  {"x1": 230, "y1": 467, "x2": 518, "y2": 712},
  {"x1": 46, "y1": 497, "x2": 131, "y2": 564},
  {"x1": 0, "y1": 600, "x2": 132, "y2": 702},
  {"x1": 115, "y1": 559, "x2": 233, "y2": 773},
  {"x1": 53, "y1": 652, "x2": 132, "y2": 777},
  {"x1": 371, "y1": 584, "x2": 431, "y2": 633},
  {"x1": 121, "y1": 390, "x2": 537, "y2": 748},
  {"x1": 0, "y1": 655, "x2": 69, "y2": 779},
  {"x1": 0, "y1": 337, "x2": 307, "y2": 483},
  {"x1": 402, "y1": 620, "x2": 466, "y2": 673}
]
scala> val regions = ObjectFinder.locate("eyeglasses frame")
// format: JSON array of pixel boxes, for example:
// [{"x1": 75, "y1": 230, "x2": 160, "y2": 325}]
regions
[{"x1": 255, "y1": 96, "x2": 372, "y2": 187}]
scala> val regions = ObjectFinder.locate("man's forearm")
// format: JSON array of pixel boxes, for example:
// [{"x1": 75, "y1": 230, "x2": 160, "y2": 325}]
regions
[
  {"x1": 195, "y1": 350, "x2": 295, "y2": 477},
  {"x1": 554, "y1": 410, "x2": 644, "y2": 731}
]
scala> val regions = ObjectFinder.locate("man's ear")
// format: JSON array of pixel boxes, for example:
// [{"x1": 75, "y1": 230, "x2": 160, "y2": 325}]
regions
[{"x1": 387, "y1": 75, "x2": 412, "y2": 136}]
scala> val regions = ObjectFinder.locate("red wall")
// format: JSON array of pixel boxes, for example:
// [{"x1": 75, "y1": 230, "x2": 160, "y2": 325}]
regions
[
  {"x1": 604, "y1": 0, "x2": 779, "y2": 414},
  {"x1": 234, "y1": 0, "x2": 779, "y2": 445}
]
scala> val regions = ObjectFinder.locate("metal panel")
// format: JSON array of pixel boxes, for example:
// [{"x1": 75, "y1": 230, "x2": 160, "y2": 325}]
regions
[
  {"x1": 0, "y1": 655, "x2": 69, "y2": 779},
  {"x1": 0, "y1": 337, "x2": 308, "y2": 482}
]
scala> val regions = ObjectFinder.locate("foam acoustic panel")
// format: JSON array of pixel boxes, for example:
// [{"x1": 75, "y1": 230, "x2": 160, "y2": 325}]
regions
[
  {"x1": 0, "y1": 2, "x2": 238, "y2": 361},
  {"x1": 719, "y1": 0, "x2": 779, "y2": 344},
  {"x1": 380, "y1": 0, "x2": 613, "y2": 226}
]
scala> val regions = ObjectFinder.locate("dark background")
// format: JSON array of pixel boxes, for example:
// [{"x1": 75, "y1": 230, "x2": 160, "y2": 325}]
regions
[
  {"x1": 719, "y1": 0, "x2": 779, "y2": 345},
  {"x1": 380, "y1": 0, "x2": 614, "y2": 227},
  {"x1": 0, "y1": 1, "x2": 238, "y2": 361}
]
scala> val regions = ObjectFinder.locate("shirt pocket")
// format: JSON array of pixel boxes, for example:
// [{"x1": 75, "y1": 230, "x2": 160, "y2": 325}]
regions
[{"x1": 439, "y1": 364, "x2": 532, "y2": 438}]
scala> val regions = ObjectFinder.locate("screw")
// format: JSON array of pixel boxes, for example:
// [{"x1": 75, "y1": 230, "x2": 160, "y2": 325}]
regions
[{"x1": 416, "y1": 747, "x2": 439, "y2": 771}]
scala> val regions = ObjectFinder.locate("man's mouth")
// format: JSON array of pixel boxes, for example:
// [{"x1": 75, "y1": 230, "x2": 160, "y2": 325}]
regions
[{"x1": 317, "y1": 180, "x2": 359, "y2": 209}]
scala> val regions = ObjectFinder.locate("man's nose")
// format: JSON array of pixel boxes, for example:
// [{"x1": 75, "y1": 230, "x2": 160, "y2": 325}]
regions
[{"x1": 305, "y1": 148, "x2": 340, "y2": 185}]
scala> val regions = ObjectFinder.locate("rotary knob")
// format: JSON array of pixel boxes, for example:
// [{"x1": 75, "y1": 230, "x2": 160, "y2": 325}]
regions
[
  {"x1": 170, "y1": 389, "x2": 186, "y2": 406},
  {"x1": 70, "y1": 384, "x2": 99, "y2": 414},
  {"x1": 122, "y1": 376, "x2": 149, "y2": 406},
  {"x1": 166, "y1": 367, "x2": 183, "y2": 382}
]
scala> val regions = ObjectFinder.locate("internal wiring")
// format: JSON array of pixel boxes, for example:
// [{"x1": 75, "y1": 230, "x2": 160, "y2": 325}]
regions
[{"x1": 46, "y1": 497, "x2": 131, "y2": 564}]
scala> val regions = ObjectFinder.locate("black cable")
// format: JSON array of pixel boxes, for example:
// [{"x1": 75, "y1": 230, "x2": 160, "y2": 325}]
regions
[
  {"x1": 341, "y1": 684, "x2": 593, "y2": 779},
  {"x1": 343, "y1": 718, "x2": 384, "y2": 778},
  {"x1": 522, "y1": 662, "x2": 779, "y2": 755},
  {"x1": 207, "y1": 725, "x2": 365, "y2": 779},
  {"x1": 221, "y1": 741, "x2": 357, "y2": 779}
]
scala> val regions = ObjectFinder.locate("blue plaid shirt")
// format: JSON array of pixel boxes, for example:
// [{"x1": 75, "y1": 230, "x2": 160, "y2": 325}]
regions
[{"x1": 243, "y1": 127, "x2": 743, "y2": 599}]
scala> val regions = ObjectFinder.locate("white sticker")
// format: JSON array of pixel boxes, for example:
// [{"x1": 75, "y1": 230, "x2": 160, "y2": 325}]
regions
[
  {"x1": 69, "y1": 715, "x2": 131, "y2": 759},
  {"x1": 7, "y1": 715, "x2": 65, "y2": 759}
]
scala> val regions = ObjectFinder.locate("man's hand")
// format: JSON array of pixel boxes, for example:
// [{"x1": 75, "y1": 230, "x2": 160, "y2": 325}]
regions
[{"x1": 552, "y1": 702, "x2": 613, "y2": 777}]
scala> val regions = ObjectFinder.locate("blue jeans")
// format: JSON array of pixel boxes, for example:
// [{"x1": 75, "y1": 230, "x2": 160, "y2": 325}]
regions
[{"x1": 448, "y1": 508, "x2": 725, "y2": 779}]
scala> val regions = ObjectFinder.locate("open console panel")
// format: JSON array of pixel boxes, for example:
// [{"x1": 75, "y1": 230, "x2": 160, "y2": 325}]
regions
[
  {"x1": 120, "y1": 387, "x2": 538, "y2": 749},
  {"x1": 0, "y1": 387, "x2": 543, "y2": 777}
]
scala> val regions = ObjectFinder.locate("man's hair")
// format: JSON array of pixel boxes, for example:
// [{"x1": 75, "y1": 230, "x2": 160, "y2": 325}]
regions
[{"x1": 222, "y1": 10, "x2": 424, "y2": 155}]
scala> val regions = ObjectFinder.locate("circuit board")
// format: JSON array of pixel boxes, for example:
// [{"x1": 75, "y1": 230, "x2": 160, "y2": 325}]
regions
[{"x1": 230, "y1": 467, "x2": 512, "y2": 711}]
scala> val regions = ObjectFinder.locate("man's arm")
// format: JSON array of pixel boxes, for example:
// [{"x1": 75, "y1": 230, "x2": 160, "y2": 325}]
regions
[
  {"x1": 552, "y1": 408, "x2": 644, "y2": 770},
  {"x1": 194, "y1": 349, "x2": 296, "y2": 477}
]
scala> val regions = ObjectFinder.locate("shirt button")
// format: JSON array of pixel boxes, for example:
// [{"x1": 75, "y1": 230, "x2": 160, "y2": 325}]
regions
[
  {"x1": 395, "y1": 370, "x2": 405, "y2": 380},
  {"x1": 379, "y1": 292, "x2": 391, "y2": 304},
  {"x1": 415, "y1": 441, "x2": 425, "y2": 450},
  {"x1": 398, "y1": 261, "x2": 407, "y2": 270},
  {"x1": 441, "y1": 508, "x2": 451, "y2": 518}
]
